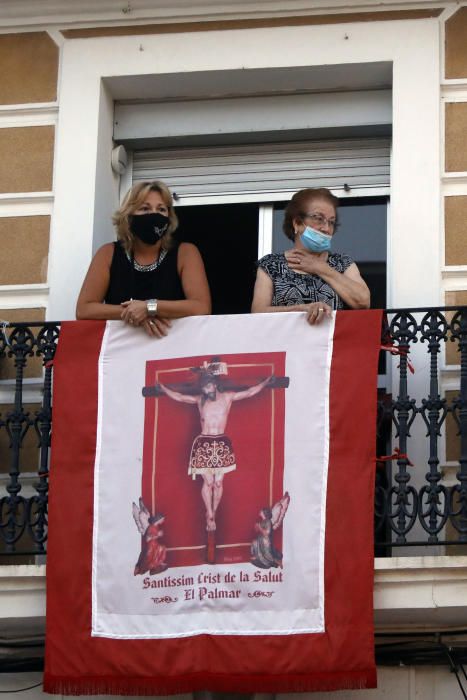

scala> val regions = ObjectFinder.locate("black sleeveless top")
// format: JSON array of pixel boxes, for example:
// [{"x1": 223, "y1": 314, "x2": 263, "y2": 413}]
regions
[{"x1": 105, "y1": 241, "x2": 185, "y2": 304}]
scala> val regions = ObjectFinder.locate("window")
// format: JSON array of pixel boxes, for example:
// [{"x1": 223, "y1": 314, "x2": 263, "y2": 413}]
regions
[
  {"x1": 175, "y1": 197, "x2": 388, "y2": 314},
  {"x1": 271, "y1": 196, "x2": 388, "y2": 308}
]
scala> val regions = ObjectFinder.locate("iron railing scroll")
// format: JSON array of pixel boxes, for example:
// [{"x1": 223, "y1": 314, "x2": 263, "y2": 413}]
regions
[
  {"x1": 0, "y1": 322, "x2": 59, "y2": 556},
  {"x1": 0, "y1": 308, "x2": 466, "y2": 558}
]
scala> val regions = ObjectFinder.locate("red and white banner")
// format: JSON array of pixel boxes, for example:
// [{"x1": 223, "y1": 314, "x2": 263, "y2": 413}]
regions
[{"x1": 44, "y1": 310, "x2": 381, "y2": 695}]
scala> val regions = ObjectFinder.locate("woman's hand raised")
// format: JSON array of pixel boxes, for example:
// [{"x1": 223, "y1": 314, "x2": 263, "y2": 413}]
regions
[{"x1": 287, "y1": 249, "x2": 328, "y2": 276}]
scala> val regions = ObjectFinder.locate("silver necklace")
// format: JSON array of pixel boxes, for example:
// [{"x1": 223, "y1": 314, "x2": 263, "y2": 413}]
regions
[{"x1": 126, "y1": 248, "x2": 167, "y2": 272}]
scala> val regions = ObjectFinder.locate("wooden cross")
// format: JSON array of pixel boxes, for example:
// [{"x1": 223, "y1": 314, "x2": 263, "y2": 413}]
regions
[{"x1": 142, "y1": 368, "x2": 289, "y2": 564}]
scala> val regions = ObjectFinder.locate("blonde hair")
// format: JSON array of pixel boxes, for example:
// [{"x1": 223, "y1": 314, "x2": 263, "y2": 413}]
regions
[{"x1": 112, "y1": 180, "x2": 178, "y2": 253}]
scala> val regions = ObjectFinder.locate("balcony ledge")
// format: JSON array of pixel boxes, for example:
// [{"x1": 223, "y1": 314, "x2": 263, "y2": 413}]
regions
[
  {"x1": 374, "y1": 555, "x2": 467, "y2": 631},
  {"x1": 1, "y1": 557, "x2": 467, "y2": 637}
]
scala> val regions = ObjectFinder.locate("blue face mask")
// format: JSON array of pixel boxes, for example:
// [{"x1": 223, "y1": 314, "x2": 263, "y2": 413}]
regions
[{"x1": 300, "y1": 226, "x2": 332, "y2": 253}]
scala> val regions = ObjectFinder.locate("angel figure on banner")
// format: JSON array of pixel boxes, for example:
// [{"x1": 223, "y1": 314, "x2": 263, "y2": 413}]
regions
[
  {"x1": 251, "y1": 492, "x2": 290, "y2": 569},
  {"x1": 132, "y1": 499, "x2": 168, "y2": 575}
]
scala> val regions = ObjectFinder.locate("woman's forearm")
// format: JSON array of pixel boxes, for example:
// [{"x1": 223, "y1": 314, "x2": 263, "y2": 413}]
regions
[
  {"x1": 252, "y1": 304, "x2": 308, "y2": 314},
  {"x1": 155, "y1": 298, "x2": 211, "y2": 319},
  {"x1": 77, "y1": 298, "x2": 210, "y2": 322},
  {"x1": 76, "y1": 302, "x2": 123, "y2": 320},
  {"x1": 318, "y1": 267, "x2": 370, "y2": 309}
]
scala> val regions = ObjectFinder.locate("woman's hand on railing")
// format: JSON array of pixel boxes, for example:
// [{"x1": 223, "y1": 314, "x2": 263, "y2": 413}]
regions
[
  {"x1": 142, "y1": 317, "x2": 172, "y2": 338},
  {"x1": 305, "y1": 302, "x2": 333, "y2": 325},
  {"x1": 120, "y1": 299, "x2": 148, "y2": 326}
]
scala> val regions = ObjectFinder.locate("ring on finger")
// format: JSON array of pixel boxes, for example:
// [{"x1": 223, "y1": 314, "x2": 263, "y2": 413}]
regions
[{"x1": 318, "y1": 308, "x2": 324, "y2": 314}]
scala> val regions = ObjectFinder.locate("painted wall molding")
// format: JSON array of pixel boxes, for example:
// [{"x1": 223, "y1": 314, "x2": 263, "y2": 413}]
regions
[
  {"x1": 0, "y1": 0, "x2": 450, "y2": 31},
  {"x1": 0, "y1": 193, "x2": 54, "y2": 218},
  {"x1": 0, "y1": 104, "x2": 58, "y2": 129}
]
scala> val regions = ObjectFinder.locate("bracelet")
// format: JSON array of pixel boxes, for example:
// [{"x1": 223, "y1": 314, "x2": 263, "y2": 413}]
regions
[{"x1": 146, "y1": 299, "x2": 158, "y2": 317}]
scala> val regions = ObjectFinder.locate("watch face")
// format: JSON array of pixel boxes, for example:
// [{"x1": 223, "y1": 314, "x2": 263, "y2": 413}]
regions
[{"x1": 147, "y1": 300, "x2": 158, "y2": 316}]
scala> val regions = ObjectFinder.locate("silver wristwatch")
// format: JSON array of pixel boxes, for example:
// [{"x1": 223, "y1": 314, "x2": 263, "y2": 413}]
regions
[{"x1": 146, "y1": 299, "x2": 158, "y2": 317}]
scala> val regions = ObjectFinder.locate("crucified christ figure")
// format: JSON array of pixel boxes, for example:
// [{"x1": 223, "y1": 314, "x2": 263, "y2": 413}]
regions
[{"x1": 157, "y1": 374, "x2": 273, "y2": 532}]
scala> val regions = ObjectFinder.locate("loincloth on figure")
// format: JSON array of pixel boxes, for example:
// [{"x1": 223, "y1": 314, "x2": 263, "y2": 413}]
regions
[{"x1": 188, "y1": 434, "x2": 237, "y2": 480}]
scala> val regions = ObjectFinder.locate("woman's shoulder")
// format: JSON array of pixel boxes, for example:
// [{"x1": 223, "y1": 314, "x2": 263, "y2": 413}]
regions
[
  {"x1": 257, "y1": 252, "x2": 286, "y2": 271},
  {"x1": 97, "y1": 241, "x2": 116, "y2": 253},
  {"x1": 328, "y1": 252, "x2": 353, "y2": 271},
  {"x1": 176, "y1": 241, "x2": 202, "y2": 262},
  {"x1": 177, "y1": 241, "x2": 197, "y2": 254},
  {"x1": 94, "y1": 241, "x2": 117, "y2": 265}
]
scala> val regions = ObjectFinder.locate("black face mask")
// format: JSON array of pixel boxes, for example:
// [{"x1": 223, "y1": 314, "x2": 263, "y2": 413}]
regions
[{"x1": 129, "y1": 212, "x2": 169, "y2": 245}]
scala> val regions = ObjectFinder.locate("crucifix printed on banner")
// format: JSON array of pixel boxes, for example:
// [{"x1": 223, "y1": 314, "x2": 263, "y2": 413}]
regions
[{"x1": 142, "y1": 357, "x2": 289, "y2": 564}]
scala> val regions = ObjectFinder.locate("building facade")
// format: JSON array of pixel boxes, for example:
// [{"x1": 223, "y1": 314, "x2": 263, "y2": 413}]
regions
[{"x1": 1, "y1": 0, "x2": 467, "y2": 697}]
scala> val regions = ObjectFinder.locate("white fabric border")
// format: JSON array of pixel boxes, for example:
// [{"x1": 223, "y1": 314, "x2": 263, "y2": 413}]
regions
[
  {"x1": 318, "y1": 311, "x2": 335, "y2": 626},
  {"x1": 91, "y1": 312, "x2": 335, "y2": 638},
  {"x1": 91, "y1": 321, "x2": 111, "y2": 636}
]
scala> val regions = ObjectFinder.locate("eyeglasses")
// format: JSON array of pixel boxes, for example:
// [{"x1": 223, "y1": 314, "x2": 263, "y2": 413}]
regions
[{"x1": 302, "y1": 212, "x2": 338, "y2": 231}]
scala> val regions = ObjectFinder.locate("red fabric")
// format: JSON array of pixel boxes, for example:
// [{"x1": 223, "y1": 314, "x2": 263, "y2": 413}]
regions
[
  {"x1": 141, "y1": 353, "x2": 286, "y2": 567},
  {"x1": 44, "y1": 311, "x2": 381, "y2": 695}
]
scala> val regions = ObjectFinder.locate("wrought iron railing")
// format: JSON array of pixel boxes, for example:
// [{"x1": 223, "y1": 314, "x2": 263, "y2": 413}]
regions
[
  {"x1": 375, "y1": 306, "x2": 467, "y2": 550},
  {"x1": 0, "y1": 308, "x2": 466, "y2": 559}
]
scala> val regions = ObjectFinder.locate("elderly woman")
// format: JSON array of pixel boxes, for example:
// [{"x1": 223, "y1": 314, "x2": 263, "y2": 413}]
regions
[
  {"x1": 251, "y1": 187, "x2": 370, "y2": 324},
  {"x1": 76, "y1": 180, "x2": 211, "y2": 336}
]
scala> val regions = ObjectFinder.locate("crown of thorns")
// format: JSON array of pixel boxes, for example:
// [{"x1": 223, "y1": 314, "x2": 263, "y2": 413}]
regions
[{"x1": 191, "y1": 357, "x2": 228, "y2": 385}]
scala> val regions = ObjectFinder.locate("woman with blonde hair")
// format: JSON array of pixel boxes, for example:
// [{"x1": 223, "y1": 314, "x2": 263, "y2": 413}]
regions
[{"x1": 76, "y1": 180, "x2": 211, "y2": 336}]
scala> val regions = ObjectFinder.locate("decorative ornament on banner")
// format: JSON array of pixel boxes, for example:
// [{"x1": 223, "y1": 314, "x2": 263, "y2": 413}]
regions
[{"x1": 44, "y1": 310, "x2": 382, "y2": 695}]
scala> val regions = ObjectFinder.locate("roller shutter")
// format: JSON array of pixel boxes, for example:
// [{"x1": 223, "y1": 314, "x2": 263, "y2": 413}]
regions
[{"x1": 131, "y1": 138, "x2": 390, "y2": 199}]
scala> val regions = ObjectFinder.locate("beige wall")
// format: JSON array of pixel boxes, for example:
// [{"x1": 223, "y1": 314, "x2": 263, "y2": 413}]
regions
[
  {"x1": 0, "y1": 126, "x2": 54, "y2": 193},
  {"x1": 445, "y1": 6, "x2": 467, "y2": 79},
  {"x1": 444, "y1": 7, "x2": 467, "y2": 278},
  {"x1": 0, "y1": 125, "x2": 54, "y2": 298},
  {"x1": 442, "y1": 8, "x2": 467, "y2": 503},
  {"x1": 444, "y1": 196, "x2": 467, "y2": 266},
  {"x1": 0, "y1": 32, "x2": 58, "y2": 105},
  {"x1": 445, "y1": 103, "x2": 467, "y2": 173},
  {"x1": 60, "y1": 8, "x2": 442, "y2": 37},
  {"x1": 0, "y1": 31, "x2": 59, "y2": 322},
  {"x1": 0, "y1": 217, "x2": 50, "y2": 285}
]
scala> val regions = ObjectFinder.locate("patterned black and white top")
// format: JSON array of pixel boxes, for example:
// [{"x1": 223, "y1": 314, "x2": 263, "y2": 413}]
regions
[{"x1": 257, "y1": 252, "x2": 354, "y2": 310}]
